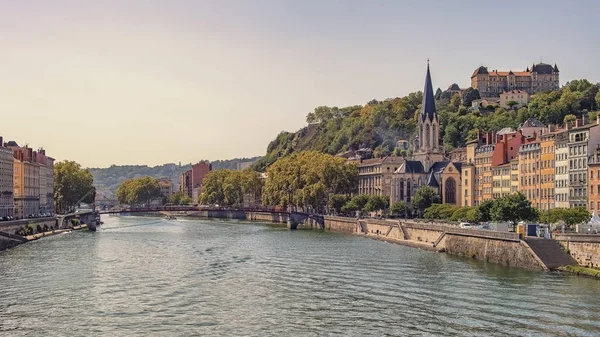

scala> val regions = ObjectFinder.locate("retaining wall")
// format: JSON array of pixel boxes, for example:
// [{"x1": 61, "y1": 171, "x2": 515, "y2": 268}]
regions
[{"x1": 555, "y1": 234, "x2": 600, "y2": 269}]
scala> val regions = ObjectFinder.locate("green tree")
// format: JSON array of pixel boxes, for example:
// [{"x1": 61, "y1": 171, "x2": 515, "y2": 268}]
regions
[
  {"x1": 596, "y1": 90, "x2": 600, "y2": 111},
  {"x1": 563, "y1": 114, "x2": 577, "y2": 125},
  {"x1": 450, "y1": 206, "x2": 469, "y2": 222},
  {"x1": 412, "y1": 186, "x2": 441, "y2": 216},
  {"x1": 364, "y1": 195, "x2": 388, "y2": 213},
  {"x1": 466, "y1": 206, "x2": 482, "y2": 223},
  {"x1": 329, "y1": 194, "x2": 349, "y2": 214},
  {"x1": 54, "y1": 160, "x2": 95, "y2": 213},
  {"x1": 262, "y1": 151, "x2": 358, "y2": 212},
  {"x1": 390, "y1": 201, "x2": 407, "y2": 217},
  {"x1": 477, "y1": 200, "x2": 495, "y2": 223},
  {"x1": 561, "y1": 207, "x2": 591, "y2": 228},
  {"x1": 506, "y1": 100, "x2": 520, "y2": 110},
  {"x1": 461, "y1": 87, "x2": 481, "y2": 107},
  {"x1": 116, "y1": 176, "x2": 162, "y2": 206},
  {"x1": 490, "y1": 193, "x2": 538, "y2": 229}
]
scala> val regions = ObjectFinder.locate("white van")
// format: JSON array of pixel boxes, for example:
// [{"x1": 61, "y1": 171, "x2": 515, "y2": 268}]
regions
[{"x1": 459, "y1": 222, "x2": 473, "y2": 229}]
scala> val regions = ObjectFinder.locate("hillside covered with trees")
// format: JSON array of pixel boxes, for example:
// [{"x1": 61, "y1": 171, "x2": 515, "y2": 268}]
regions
[
  {"x1": 90, "y1": 156, "x2": 261, "y2": 196},
  {"x1": 253, "y1": 79, "x2": 600, "y2": 171}
]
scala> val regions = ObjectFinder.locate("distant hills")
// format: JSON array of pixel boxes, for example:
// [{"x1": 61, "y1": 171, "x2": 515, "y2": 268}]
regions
[{"x1": 89, "y1": 157, "x2": 261, "y2": 198}]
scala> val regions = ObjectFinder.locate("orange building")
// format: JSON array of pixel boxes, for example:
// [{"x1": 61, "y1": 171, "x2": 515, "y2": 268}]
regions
[
  {"x1": 539, "y1": 131, "x2": 557, "y2": 211},
  {"x1": 588, "y1": 147, "x2": 600, "y2": 211}
]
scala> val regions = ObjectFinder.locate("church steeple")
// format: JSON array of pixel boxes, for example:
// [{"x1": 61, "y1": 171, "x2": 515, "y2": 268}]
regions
[{"x1": 421, "y1": 60, "x2": 437, "y2": 122}]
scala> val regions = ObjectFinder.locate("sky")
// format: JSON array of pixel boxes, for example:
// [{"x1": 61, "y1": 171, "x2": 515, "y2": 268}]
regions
[{"x1": 1, "y1": 0, "x2": 599, "y2": 168}]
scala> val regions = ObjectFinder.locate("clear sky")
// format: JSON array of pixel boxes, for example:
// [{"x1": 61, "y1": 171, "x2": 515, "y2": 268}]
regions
[{"x1": 1, "y1": 0, "x2": 598, "y2": 168}]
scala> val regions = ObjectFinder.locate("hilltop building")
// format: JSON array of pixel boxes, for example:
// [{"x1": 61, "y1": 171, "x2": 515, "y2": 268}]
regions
[{"x1": 471, "y1": 62, "x2": 559, "y2": 97}]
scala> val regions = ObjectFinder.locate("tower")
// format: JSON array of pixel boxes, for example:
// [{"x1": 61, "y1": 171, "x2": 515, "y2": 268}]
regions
[{"x1": 413, "y1": 61, "x2": 445, "y2": 172}]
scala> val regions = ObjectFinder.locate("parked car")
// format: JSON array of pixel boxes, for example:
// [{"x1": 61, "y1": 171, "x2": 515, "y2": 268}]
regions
[{"x1": 459, "y1": 222, "x2": 473, "y2": 229}]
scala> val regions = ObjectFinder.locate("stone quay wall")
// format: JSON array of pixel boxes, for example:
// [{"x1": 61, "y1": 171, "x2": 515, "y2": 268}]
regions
[
  {"x1": 555, "y1": 234, "x2": 600, "y2": 269},
  {"x1": 0, "y1": 218, "x2": 58, "y2": 235},
  {"x1": 129, "y1": 211, "x2": 545, "y2": 270}
]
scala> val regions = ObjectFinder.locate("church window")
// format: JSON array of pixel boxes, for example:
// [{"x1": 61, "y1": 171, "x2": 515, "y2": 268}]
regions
[
  {"x1": 426, "y1": 125, "x2": 430, "y2": 148},
  {"x1": 399, "y1": 180, "x2": 405, "y2": 200}
]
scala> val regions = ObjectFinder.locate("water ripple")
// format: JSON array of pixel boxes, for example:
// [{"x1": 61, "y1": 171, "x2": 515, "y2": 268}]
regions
[{"x1": 1, "y1": 216, "x2": 600, "y2": 336}]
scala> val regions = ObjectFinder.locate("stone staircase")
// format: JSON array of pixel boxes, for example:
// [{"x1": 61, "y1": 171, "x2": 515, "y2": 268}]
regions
[{"x1": 524, "y1": 238, "x2": 576, "y2": 270}]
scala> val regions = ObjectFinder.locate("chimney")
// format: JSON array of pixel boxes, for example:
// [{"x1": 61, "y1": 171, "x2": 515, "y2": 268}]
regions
[
  {"x1": 567, "y1": 122, "x2": 572, "y2": 130},
  {"x1": 583, "y1": 114, "x2": 589, "y2": 125},
  {"x1": 575, "y1": 119, "x2": 582, "y2": 127},
  {"x1": 0, "y1": 136, "x2": 3, "y2": 147}
]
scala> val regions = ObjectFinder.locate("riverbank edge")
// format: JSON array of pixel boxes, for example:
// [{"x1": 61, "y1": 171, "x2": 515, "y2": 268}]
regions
[
  {"x1": 0, "y1": 224, "x2": 89, "y2": 252},
  {"x1": 167, "y1": 210, "x2": 546, "y2": 271},
  {"x1": 557, "y1": 265, "x2": 600, "y2": 278}
]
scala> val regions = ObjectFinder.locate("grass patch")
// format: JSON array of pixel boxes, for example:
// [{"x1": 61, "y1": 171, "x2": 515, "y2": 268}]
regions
[{"x1": 558, "y1": 265, "x2": 600, "y2": 278}]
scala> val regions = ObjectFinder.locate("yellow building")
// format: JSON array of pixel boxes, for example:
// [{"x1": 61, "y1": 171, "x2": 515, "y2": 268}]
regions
[
  {"x1": 492, "y1": 163, "x2": 511, "y2": 199},
  {"x1": 539, "y1": 131, "x2": 557, "y2": 211},
  {"x1": 510, "y1": 158, "x2": 519, "y2": 194},
  {"x1": 471, "y1": 63, "x2": 559, "y2": 97},
  {"x1": 474, "y1": 144, "x2": 494, "y2": 206},
  {"x1": 461, "y1": 164, "x2": 475, "y2": 207}
]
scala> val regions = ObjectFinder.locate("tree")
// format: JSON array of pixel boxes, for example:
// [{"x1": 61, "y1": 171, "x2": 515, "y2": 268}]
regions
[
  {"x1": 596, "y1": 90, "x2": 600, "y2": 111},
  {"x1": 478, "y1": 199, "x2": 495, "y2": 223},
  {"x1": 329, "y1": 194, "x2": 349, "y2": 214},
  {"x1": 411, "y1": 186, "x2": 441, "y2": 215},
  {"x1": 563, "y1": 114, "x2": 577, "y2": 125},
  {"x1": 54, "y1": 160, "x2": 95, "y2": 214},
  {"x1": 506, "y1": 100, "x2": 520, "y2": 110},
  {"x1": 201, "y1": 169, "x2": 264, "y2": 207},
  {"x1": 116, "y1": 176, "x2": 162, "y2": 206},
  {"x1": 390, "y1": 201, "x2": 407, "y2": 217},
  {"x1": 450, "y1": 206, "x2": 469, "y2": 222},
  {"x1": 364, "y1": 195, "x2": 388, "y2": 214},
  {"x1": 262, "y1": 151, "x2": 358, "y2": 212},
  {"x1": 490, "y1": 193, "x2": 538, "y2": 229},
  {"x1": 461, "y1": 87, "x2": 481, "y2": 107},
  {"x1": 466, "y1": 207, "x2": 482, "y2": 223}
]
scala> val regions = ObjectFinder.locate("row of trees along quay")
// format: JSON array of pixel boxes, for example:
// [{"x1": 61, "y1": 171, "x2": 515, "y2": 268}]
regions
[{"x1": 420, "y1": 188, "x2": 591, "y2": 230}]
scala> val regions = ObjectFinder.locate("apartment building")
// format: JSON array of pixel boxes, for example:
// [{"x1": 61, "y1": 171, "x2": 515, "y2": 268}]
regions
[{"x1": 0, "y1": 137, "x2": 14, "y2": 218}]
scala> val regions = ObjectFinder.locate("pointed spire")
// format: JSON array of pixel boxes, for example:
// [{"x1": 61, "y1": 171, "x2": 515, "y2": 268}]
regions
[
  {"x1": 526, "y1": 67, "x2": 530, "y2": 72},
  {"x1": 421, "y1": 61, "x2": 437, "y2": 122},
  {"x1": 553, "y1": 63, "x2": 559, "y2": 73}
]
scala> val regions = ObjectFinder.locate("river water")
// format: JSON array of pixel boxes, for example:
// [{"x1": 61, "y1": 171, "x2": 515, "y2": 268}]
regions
[{"x1": 1, "y1": 216, "x2": 600, "y2": 336}]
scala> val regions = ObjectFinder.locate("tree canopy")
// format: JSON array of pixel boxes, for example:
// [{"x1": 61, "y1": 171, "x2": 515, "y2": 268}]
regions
[
  {"x1": 411, "y1": 186, "x2": 441, "y2": 213},
  {"x1": 54, "y1": 160, "x2": 95, "y2": 213},
  {"x1": 490, "y1": 193, "x2": 538, "y2": 227},
  {"x1": 200, "y1": 170, "x2": 264, "y2": 207},
  {"x1": 262, "y1": 151, "x2": 358, "y2": 212},
  {"x1": 116, "y1": 176, "x2": 162, "y2": 206}
]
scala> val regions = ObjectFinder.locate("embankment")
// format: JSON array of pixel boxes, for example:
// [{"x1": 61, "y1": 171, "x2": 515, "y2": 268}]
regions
[
  {"x1": 555, "y1": 234, "x2": 600, "y2": 269},
  {"x1": 179, "y1": 211, "x2": 545, "y2": 270}
]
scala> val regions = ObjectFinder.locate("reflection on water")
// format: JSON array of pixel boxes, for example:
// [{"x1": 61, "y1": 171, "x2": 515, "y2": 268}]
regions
[{"x1": 1, "y1": 216, "x2": 600, "y2": 336}]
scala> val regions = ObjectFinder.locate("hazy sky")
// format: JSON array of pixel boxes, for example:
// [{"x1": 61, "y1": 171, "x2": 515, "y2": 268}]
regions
[{"x1": 1, "y1": 1, "x2": 598, "y2": 168}]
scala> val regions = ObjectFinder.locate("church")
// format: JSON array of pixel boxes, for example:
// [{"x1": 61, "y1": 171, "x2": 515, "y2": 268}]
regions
[{"x1": 390, "y1": 63, "x2": 463, "y2": 208}]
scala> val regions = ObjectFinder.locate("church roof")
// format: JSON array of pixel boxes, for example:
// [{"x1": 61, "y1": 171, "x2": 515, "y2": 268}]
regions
[
  {"x1": 5, "y1": 141, "x2": 18, "y2": 147},
  {"x1": 427, "y1": 172, "x2": 439, "y2": 188},
  {"x1": 429, "y1": 161, "x2": 449, "y2": 175},
  {"x1": 421, "y1": 62, "x2": 437, "y2": 122},
  {"x1": 454, "y1": 162, "x2": 463, "y2": 173},
  {"x1": 396, "y1": 160, "x2": 425, "y2": 174},
  {"x1": 553, "y1": 63, "x2": 559, "y2": 73}
]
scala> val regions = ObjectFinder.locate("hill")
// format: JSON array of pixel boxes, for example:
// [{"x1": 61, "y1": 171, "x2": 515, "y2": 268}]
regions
[
  {"x1": 90, "y1": 157, "x2": 260, "y2": 197},
  {"x1": 253, "y1": 79, "x2": 600, "y2": 171}
]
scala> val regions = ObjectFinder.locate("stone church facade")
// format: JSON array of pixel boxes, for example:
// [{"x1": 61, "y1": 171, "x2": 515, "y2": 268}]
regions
[{"x1": 390, "y1": 63, "x2": 463, "y2": 208}]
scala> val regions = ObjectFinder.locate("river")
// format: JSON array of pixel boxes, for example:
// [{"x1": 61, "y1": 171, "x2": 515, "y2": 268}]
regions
[{"x1": 1, "y1": 216, "x2": 600, "y2": 336}]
